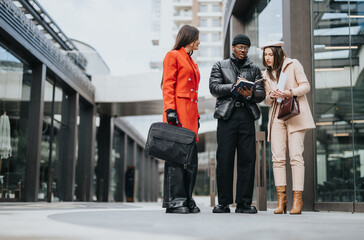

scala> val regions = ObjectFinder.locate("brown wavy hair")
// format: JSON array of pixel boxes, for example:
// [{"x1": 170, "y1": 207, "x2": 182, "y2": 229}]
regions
[
  {"x1": 161, "y1": 25, "x2": 199, "y2": 88},
  {"x1": 262, "y1": 46, "x2": 286, "y2": 81}
]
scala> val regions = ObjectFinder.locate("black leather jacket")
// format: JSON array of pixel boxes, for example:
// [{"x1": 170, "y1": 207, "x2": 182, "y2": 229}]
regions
[{"x1": 209, "y1": 54, "x2": 266, "y2": 120}]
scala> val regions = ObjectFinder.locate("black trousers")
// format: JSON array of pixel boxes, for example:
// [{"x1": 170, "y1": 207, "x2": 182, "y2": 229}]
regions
[
  {"x1": 216, "y1": 107, "x2": 256, "y2": 205},
  {"x1": 162, "y1": 143, "x2": 198, "y2": 209}
]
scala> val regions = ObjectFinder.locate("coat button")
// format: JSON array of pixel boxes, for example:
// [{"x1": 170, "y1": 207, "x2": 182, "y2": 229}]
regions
[
  {"x1": 191, "y1": 99, "x2": 193, "y2": 102},
  {"x1": 188, "y1": 78, "x2": 191, "y2": 81},
  {"x1": 195, "y1": 100, "x2": 198, "y2": 103},
  {"x1": 196, "y1": 90, "x2": 198, "y2": 93},
  {"x1": 190, "y1": 89, "x2": 193, "y2": 91}
]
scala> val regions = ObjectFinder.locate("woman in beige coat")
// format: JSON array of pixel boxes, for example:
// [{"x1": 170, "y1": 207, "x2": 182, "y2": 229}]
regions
[{"x1": 261, "y1": 41, "x2": 315, "y2": 214}]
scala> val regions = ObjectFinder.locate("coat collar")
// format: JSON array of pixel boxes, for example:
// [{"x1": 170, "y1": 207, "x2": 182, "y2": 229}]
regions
[
  {"x1": 177, "y1": 47, "x2": 199, "y2": 80},
  {"x1": 230, "y1": 53, "x2": 253, "y2": 68},
  {"x1": 178, "y1": 47, "x2": 191, "y2": 59},
  {"x1": 282, "y1": 57, "x2": 293, "y2": 71}
]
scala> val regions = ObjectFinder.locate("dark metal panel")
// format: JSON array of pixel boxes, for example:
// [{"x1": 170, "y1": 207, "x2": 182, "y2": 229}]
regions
[
  {"x1": 120, "y1": 133, "x2": 127, "y2": 202},
  {"x1": 76, "y1": 102, "x2": 96, "y2": 201},
  {"x1": 313, "y1": 1, "x2": 359, "y2": 13},
  {"x1": 136, "y1": 146, "x2": 143, "y2": 201},
  {"x1": 59, "y1": 91, "x2": 79, "y2": 201},
  {"x1": 146, "y1": 156, "x2": 151, "y2": 201},
  {"x1": 96, "y1": 115, "x2": 113, "y2": 202},
  {"x1": 154, "y1": 160, "x2": 159, "y2": 201},
  {"x1": 144, "y1": 155, "x2": 149, "y2": 202},
  {"x1": 315, "y1": 202, "x2": 354, "y2": 212},
  {"x1": 314, "y1": 35, "x2": 364, "y2": 46},
  {"x1": 355, "y1": 203, "x2": 364, "y2": 213},
  {"x1": 151, "y1": 159, "x2": 155, "y2": 201},
  {"x1": 315, "y1": 58, "x2": 359, "y2": 68},
  {"x1": 24, "y1": 63, "x2": 45, "y2": 202}
]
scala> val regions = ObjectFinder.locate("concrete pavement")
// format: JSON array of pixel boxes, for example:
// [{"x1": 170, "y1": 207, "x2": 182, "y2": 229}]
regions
[{"x1": 0, "y1": 197, "x2": 363, "y2": 240}]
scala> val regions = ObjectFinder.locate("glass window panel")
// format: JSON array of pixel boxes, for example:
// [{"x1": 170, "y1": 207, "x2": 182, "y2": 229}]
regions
[
  {"x1": 314, "y1": 50, "x2": 349, "y2": 60},
  {"x1": 211, "y1": 19, "x2": 220, "y2": 27},
  {"x1": 353, "y1": 0, "x2": 364, "y2": 202},
  {"x1": 211, "y1": 33, "x2": 220, "y2": 41},
  {"x1": 39, "y1": 80, "x2": 64, "y2": 201},
  {"x1": 0, "y1": 44, "x2": 31, "y2": 200},
  {"x1": 313, "y1": 0, "x2": 356, "y2": 202},
  {"x1": 212, "y1": 4, "x2": 220, "y2": 12},
  {"x1": 200, "y1": 33, "x2": 208, "y2": 42},
  {"x1": 200, "y1": 4, "x2": 208, "y2": 12},
  {"x1": 200, "y1": 19, "x2": 208, "y2": 27}
]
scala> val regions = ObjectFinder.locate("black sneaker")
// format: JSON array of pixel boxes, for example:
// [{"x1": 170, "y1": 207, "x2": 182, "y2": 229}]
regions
[
  {"x1": 189, "y1": 206, "x2": 201, "y2": 213},
  {"x1": 212, "y1": 204, "x2": 230, "y2": 213},
  {"x1": 235, "y1": 202, "x2": 258, "y2": 214},
  {"x1": 166, "y1": 206, "x2": 190, "y2": 214}
]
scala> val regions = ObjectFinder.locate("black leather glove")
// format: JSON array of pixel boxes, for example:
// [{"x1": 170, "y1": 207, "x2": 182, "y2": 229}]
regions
[
  {"x1": 166, "y1": 109, "x2": 178, "y2": 124},
  {"x1": 198, "y1": 119, "x2": 200, "y2": 129}
]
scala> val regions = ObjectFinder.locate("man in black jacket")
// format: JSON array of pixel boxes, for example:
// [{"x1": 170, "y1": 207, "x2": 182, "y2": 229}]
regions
[{"x1": 209, "y1": 34, "x2": 265, "y2": 214}]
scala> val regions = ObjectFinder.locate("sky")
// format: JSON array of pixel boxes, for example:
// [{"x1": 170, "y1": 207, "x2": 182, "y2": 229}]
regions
[{"x1": 37, "y1": 0, "x2": 152, "y2": 76}]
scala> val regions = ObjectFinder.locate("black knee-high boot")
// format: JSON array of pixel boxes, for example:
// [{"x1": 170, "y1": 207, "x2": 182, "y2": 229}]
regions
[{"x1": 163, "y1": 143, "x2": 199, "y2": 213}]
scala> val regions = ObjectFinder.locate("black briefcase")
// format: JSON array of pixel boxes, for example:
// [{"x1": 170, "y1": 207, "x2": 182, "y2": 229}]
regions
[{"x1": 145, "y1": 122, "x2": 196, "y2": 165}]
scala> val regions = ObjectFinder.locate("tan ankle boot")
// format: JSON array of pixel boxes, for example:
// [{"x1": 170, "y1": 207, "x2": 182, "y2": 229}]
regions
[
  {"x1": 274, "y1": 186, "x2": 287, "y2": 214},
  {"x1": 290, "y1": 191, "x2": 303, "y2": 214}
]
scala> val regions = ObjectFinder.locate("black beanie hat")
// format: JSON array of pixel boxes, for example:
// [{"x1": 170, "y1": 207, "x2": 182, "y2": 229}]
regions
[{"x1": 232, "y1": 34, "x2": 251, "y2": 47}]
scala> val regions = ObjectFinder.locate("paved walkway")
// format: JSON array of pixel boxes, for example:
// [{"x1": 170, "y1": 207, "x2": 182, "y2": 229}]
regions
[{"x1": 0, "y1": 197, "x2": 363, "y2": 240}]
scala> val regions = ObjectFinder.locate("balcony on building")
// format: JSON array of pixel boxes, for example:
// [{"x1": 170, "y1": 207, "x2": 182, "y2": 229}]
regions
[
  {"x1": 173, "y1": 10, "x2": 193, "y2": 22},
  {"x1": 198, "y1": 0, "x2": 222, "y2": 2},
  {"x1": 198, "y1": 26, "x2": 222, "y2": 32},
  {"x1": 197, "y1": 12, "x2": 222, "y2": 17},
  {"x1": 173, "y1": 0, "x2": 193, "y2": 8}
]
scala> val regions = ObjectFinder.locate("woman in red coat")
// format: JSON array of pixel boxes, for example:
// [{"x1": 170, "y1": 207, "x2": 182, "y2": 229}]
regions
[{"x1": 161, "y1": 25, "x2": 201, "y2": 214}]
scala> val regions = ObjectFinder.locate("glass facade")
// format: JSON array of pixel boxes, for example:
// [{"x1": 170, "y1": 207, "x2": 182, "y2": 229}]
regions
[
  {"x1": 1, "y1": 0, "x2": 159, "y2": 203},
  {"x1": 0, "y1": 44, "x2": 31, "y2": 200},
  {"x1": 39, "y1": 80, "x2": 64, "y2": 201},
  {"x1": 313, "y1": 0, "x2": 364, "y2": 203}
]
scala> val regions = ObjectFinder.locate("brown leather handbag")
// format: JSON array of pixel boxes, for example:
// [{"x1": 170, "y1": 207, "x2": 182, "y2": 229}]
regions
[{"x1": 277, "y1": 96, "x2": 300, "y2": 120}]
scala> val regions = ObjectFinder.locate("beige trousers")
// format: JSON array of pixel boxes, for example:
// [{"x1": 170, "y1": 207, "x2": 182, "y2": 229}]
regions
[{"x1": 271, "y1": 108, "x2": 306, "y2": 191}]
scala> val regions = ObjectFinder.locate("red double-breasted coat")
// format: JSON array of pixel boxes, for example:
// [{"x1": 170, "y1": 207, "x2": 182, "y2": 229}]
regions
[{"x1": 162, "y1": 47, "x2": 200, "y2": 142}]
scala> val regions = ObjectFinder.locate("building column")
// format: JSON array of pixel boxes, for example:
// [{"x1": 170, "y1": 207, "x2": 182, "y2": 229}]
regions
[
  {"x1": 143, "y1": 155, "x2": 148, "y2": 201},
  {"x1": 140, "y1": 150, "x2": 146, "y2": 201},
  {"x1": 76, "y1": 103, "x2": 96, "y2": 201},
  {"x1": 59, "y1": 91, "x2": 79, "y2": 201},
  {"x1": 282, "y1": 0, "x2": 315, "y2": 211},
  {"x1": 137, "y1": 147, "x2": 144, "y2": 201},
  {"x1": 118, "y1": 133, "x2": 127, "y2": 202},
  {"x1": 148, "y1": 158, "x2": 153, "y2": 201},
  {"x1": 96, "y1": 115, "x2": 114, "y2": 202},
  {"x1": 24, "y1": 63, "x2": 45, "y2": 202},
  {"x1": 153, "y1": 159, "x2": 158, "y2": 201},
  {"x1": 145, "y1": 156, "x2": 150, "y2": 201},
  {"x1": 133, "y1": 142, "x2": 137, "y2": 201}
]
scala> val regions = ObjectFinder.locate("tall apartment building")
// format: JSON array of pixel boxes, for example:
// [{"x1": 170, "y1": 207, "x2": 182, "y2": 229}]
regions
[{"x1": 150, "y1": 0, "x2": 223, "y2": 70}]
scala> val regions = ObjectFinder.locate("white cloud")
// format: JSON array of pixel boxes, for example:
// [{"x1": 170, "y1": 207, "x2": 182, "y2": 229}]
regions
[{"x1": 37, "y1": 0, "x2": 152, "y2": 76}]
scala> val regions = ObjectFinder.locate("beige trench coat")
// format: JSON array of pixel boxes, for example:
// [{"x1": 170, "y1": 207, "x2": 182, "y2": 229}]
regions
[{"x1": 264, "y1": 57, "x2": 315, "y2": 142}]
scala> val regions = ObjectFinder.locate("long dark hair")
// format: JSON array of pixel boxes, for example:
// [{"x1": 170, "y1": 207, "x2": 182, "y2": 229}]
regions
[
  {"x1": 161, "y1": 25, "x2": 199, "y2": 88},
  {"x1": 262, "y1": 46, "x2": 286, "y2": 81}
]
